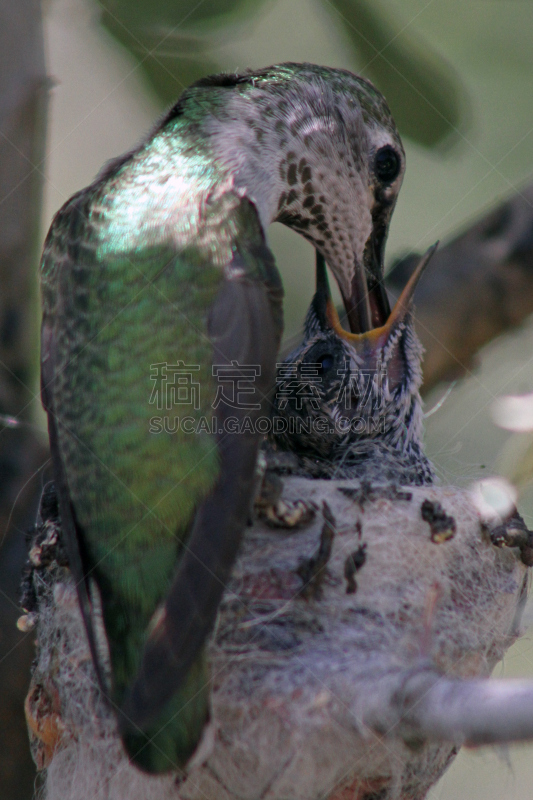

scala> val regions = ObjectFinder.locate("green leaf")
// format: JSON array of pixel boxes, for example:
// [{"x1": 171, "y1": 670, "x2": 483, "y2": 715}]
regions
[
  {"x1": 100, "y1": 0, "x2": 259, "y2": 32},
  {"x1": 326, "y1": 0, "x2": 464, "y2": 147},
  {"x1": 98, "y1": 0, "x2": 265, "y2": 104}
]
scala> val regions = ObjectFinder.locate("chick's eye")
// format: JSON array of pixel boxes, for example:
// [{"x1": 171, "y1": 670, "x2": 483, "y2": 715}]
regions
[
  {"x1": 317, "y1": 354, "x2": 334, "y2": 373},
  {"x1": 374, "y1": 145, "x2": 401, "y2": 184}
]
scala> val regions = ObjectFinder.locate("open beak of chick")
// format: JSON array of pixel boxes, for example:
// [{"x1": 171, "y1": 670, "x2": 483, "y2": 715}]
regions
[{"x1": 315, "y1": 243, "x2": 437, "y2": 347}]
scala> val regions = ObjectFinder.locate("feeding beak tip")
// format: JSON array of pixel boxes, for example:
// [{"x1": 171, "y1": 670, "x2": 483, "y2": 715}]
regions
[{"x1": 313, "y1": 241, "x2": 438, "y2": 346}]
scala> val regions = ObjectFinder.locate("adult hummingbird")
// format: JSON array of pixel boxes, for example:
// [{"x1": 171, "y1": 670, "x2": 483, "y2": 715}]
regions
[
  {"x1": 269, "y1": 248, "x2": 436, "y2": 486},
  {"x1": 40, "y1": 63, "x2": 405, "y2": 773}
]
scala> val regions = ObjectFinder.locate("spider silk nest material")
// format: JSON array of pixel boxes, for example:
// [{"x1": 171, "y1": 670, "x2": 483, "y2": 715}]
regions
[{"x1": 23, "y1": 476, "x2": 529, "y2": 800}]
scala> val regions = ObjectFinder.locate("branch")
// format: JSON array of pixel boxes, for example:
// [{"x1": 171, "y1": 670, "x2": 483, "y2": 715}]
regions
[
  {"x1": 387, "y1": 185, "x2": 533, "y2": 393},
  {"x1": 400, "y1": 674, "x2": 533, "y2": 746},
  {"x1": 0, "y1": 1, "x2": 49, "y2": 798}
]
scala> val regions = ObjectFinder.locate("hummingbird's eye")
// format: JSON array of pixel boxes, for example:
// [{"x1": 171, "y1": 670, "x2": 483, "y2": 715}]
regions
[
  {"x1": 317, "y1": 354, "x2": 334, "y2": 373},
  {"x1": 374, "y1": 146, "x2": 401, "y2": 185}
]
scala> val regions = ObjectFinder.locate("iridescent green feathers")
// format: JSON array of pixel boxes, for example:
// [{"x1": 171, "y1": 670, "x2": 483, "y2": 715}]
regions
[{"x1": 41, "y1": 102, "x2": 282, "y2": 771}]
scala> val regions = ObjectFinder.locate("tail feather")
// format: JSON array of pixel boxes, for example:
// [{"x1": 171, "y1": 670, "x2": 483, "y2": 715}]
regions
[
  {"x1": 100, "y1": 588, "x2": 211, "y2": 773},
  {"x1": 120, "y1": 654, "x2": 210, "y2": 773}
]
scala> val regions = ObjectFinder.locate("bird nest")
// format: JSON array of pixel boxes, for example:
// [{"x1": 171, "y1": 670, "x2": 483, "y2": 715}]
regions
[{"x1": 21, "y1": 476, "x2": 530, "y2": 800}]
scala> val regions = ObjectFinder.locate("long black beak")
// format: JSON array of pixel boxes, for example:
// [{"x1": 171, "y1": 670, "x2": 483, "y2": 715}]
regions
[
  {"x1": 342, "y1": 244, "x2": 392, "y2": 334},
  {"x1": 312, "y1": 251, "x2": 330, "y2": 329}
]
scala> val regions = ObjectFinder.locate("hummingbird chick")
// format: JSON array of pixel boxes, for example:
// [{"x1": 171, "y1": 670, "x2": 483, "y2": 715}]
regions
[{"x1": 269, "y1": 248, "x2": 437, "y2": 485}]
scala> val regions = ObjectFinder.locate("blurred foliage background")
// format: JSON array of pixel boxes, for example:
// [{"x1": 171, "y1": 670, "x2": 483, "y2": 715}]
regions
[{"x1": 5, "y1": 0, "x2": 533, "y2": 797}]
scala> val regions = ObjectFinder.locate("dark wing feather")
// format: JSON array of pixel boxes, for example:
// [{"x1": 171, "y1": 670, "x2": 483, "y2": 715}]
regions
[
  {"x1": 40, "y1": 321, "x2": 109, "y2": 698},
  {"x1": 120, "y1": 270, "x2": 281, "y2": 730}
]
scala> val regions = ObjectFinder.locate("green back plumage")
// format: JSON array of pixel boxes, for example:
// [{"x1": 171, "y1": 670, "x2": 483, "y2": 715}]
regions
[{"x1": 41, "y1": 107, "x2": 281, "y2": 770}]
